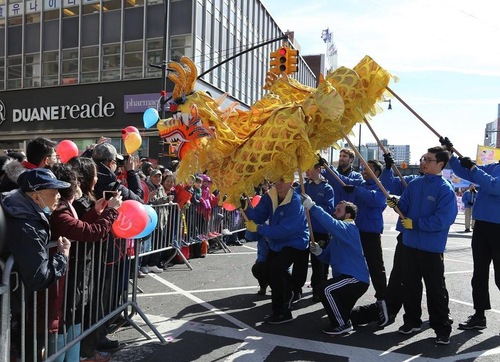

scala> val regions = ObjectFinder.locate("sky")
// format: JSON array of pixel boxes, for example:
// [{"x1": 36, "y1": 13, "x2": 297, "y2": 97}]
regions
[{"x1": 260, "y1": 0, "x2": 500, "y2": 164}]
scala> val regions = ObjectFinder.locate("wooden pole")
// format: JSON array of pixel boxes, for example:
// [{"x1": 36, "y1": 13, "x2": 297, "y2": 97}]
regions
[
  {"x1": 339, "y1": 128, "x2": 406, "y2": 219},
  {"x1": 298, "y1": 169, "x2": 315, "y2": 245},
  {"x1": 363, "y1": 117, "x2": 407, "y2": 187},
  {"x1": 386, "y1": 86, "x2": 462, "y2": 157}
]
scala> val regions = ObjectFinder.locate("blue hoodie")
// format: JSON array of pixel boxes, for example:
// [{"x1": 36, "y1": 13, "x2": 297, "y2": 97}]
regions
[
  {"x1": 396, "y1": 173, "x2": 458, "y2": 253},
  {"x1": 245, "y1": 187, "x2": 309, "y2": 252},
  {"x1": 309, "y1": 205, "x2": 369, "y2": 284},
  {"x1": 449, "y1": 156, "x2": 500, "y2": 223}
]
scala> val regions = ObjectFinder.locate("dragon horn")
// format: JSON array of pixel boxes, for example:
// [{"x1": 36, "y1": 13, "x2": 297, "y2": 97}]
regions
[
  {"x1": 168, "y1": 61, "x2": 187, "y2": 100},
  {"x1": 181, "y1": 56, "x2": 198, "y2": 94}
]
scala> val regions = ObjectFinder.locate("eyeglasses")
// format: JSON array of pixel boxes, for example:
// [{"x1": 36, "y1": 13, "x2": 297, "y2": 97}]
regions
[{"x1": 420, "y1": 157, "x2": 438, "y2": 163}]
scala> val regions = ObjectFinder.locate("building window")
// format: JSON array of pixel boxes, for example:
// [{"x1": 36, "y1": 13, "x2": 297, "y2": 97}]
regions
[
  {"x1": 62, "y1": 49, "x2": 79, "y2": 85},
  {"x1": 24, "y1": 54, "x2": 41, "y2": 88},
  {"x1": 146, "y1": 39, "x2": 162, "y2": 78},
  {"x1": 124, "y1": 41, "x2": 143, "y2": 79},
  {"x1": 62, "y1": 6, "x2": 79, "y2": 18},
  {"x1": 42, "y1": 51, "x2": 59, "y2": 87},
  {"x1": 101, "y1": 43, "x2": 121, "y2": 81},
  {"x1": 7, "y1": 56, "x2": 22, "y2": 89},
  {"x1": 81, "y1": 46, "x2": 99, "y2": 83},
  {"x1": 170, "y1": 35, "x2": 192, "y2": 62}
]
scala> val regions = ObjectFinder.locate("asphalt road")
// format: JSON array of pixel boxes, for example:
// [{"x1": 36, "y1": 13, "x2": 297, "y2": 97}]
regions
[{"x1": 110, "y1": 211, "x2": 500, "y2": 362}]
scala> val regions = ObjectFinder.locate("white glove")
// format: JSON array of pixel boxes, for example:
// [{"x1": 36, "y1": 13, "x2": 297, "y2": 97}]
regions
[
  {"x1": 310, "y1": 241, "x2": 322, "y2": 256},
  {"x1": 301, "y1": 193, "x2": 315, "y2": 210}
]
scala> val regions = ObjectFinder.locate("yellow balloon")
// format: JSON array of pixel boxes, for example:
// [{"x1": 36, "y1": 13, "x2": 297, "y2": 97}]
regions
[{"x1": 124, "y1": 132, "x2": 142, "y2": 154}]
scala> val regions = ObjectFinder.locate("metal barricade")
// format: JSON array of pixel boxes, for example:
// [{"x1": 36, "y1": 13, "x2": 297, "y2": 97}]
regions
[
  {"x1": 136, "y1": 202, "x2": 248, "y2": 265},
  {"x1": 139, "y1": 203, "x2": 192, "y2": 269},
  {"x1": 1, "y1": 236, "x2": 166, "y2": 362}
]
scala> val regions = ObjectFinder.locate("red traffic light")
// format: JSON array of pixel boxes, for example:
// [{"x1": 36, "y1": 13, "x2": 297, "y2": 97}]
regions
[{"x1": 279, "y1": 48, "x2": 287, "y2": 56}]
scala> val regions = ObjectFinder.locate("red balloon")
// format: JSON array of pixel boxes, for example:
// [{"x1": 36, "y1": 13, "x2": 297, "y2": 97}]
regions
[
  {"x1": 112, "y1": 200, "x2": 148, "y2": 238},
  {"x1": 222, "y1": 201, "x2": 237, "y2": 211},
  {"x1": 251, "y1": 195, "x2": 262, "y2": 208},
  {"x1": 122, "y1": 126, "x2": 140, "y2": 135},
  {"x1": 56, "y1": 140, "x2": 79, "y2": 163}
]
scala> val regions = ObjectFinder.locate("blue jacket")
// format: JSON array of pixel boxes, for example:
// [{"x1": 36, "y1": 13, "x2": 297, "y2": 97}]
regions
[
  {"x1": 303, "y1": 179, "x2": 335, "y2": 234},
  {"x1": 309, "y1": 205, "x2": 370, "y2": 284},
  {"x1": 380, "y1": 168, "x2": 421, "y2": 196},
  {"x1": 461, "y1": 190, "x2": 475, "y2": 209},
  {"x1": 449, "y1": 156, "x2": 500, "y2": 223},
  {"x1": 322, "y1": 165, "x2": 363, "y2": 206},
  {"x1": 396, "y1": 174, "x2": 458, "y2": 253},
  {"x1": 333, "y1": 172, "x2": 386, "y2": 234},
  {"x1": 0, "y1": 189, "x2": 68, "y2": 293},
  {"x1": 245, "y1": 188, "x2": 309, "y2": 252}
]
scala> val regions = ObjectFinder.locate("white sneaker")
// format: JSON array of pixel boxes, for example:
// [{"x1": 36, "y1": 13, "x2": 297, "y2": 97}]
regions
[
  {"x1": 140, "y1": 266, "x2": 149, "y2": 274},
  {"x1": 147, "y1": 265, "x2": 163, "y2": 273}
]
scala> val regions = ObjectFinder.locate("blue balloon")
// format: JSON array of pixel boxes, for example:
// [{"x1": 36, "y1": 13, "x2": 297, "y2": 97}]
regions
[
  {"x1": 143, "y1": 108, "x2": 160, "y2": 129},
  {"x1": 133, "y1": 205, "x2": 158, "y2": 238}
]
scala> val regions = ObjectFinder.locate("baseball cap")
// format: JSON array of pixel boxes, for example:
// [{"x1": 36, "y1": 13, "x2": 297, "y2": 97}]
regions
[
  {"x1": 18, "y1": 168, "x2": 71, "y2": 192},
  {"x1": 92, "y1": 143, "x2": 124, "y2": 162},
  {"x1": 150, "y1": 169, "x2": 162, "y2": 177}
]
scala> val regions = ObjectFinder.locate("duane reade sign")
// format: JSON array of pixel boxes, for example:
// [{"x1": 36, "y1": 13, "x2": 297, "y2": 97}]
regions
[{"x1": 11, "y1": 96, "x2": 116, "y2": 123}]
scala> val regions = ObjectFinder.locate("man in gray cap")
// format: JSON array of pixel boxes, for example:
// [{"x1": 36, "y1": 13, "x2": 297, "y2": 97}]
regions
[
  {"x1": 91, "y1": 142, "x2": 143, "y2": 202},
  {"x1": 1, "y1": 168, "x2": 72, "y2": 292},
  {"x1": 1, "y1": 168, "x2": 72, "y2": 362}
]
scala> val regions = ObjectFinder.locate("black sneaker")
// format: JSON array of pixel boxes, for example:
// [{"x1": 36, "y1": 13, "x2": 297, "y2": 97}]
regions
[
  {"x1": 435, "y1": 334, "x2": 450, "y2": 345},
  {"x1": 376, "y1": 300, "x2": 389, "y2": 327},
  {"x1": 458, "y1": 314, "x2": 486, "y2": 330},
  {"x1": 323, "y1": 321, "x2": 353, "y2": 335},
  {"x1": 264, "y1": 312, "x2": 293, "y2": 324},
  {"x1": 398, "y1": 324, "x2": 421, "y2": 335}
]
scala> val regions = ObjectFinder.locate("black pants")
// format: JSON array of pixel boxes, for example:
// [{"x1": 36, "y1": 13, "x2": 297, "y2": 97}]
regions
[
  {"x1": 267, "y1": 247, "x2": 309, "y2": 315},
  {"x1": 320, "y1": 275, "x2": 369, "y2": 327},
  {"x1": 401, "y1": 244, "x2": 451, "y2": 336},
  {"x1": 471, "y1": 220, "x2": 500, "y2": 312},
  {"x1": 360, "y1": 231, "x2": 387, "y2": 300},
  {"x1": 252, "y1": 261, "x2": 269, "y2": 289}
]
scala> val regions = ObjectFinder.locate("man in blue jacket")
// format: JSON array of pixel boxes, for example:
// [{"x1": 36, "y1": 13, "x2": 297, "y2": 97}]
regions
[
  {"x1": 387, "y1": 145, "x2": 457, "y2": 345},
  {"x1": 302, "y1": 195, "x2": 369, "y2": 335},
  {"x1": 441, "y1": 137, "x2": 500, "y2": 331},
  {"x1": 461, "y1": 183, "x2": 476, "y2": 232},
  {"x1": 323, "y1": 159, "x2": 388, "y2": 322},
  {"x1": 321, "y1": 148, "x2": 363, "y2": 206},
  {"x1": 244, "y1": 176, "x2": 309, "y2": 324},
  {"x1": 351, "y1": 154, "x2": 424, "y2": 328}
]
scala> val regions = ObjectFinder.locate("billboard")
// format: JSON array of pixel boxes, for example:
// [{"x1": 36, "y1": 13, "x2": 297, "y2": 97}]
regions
[{"x1": 476, "y1": 145, "x2": 500, "y2": 166}]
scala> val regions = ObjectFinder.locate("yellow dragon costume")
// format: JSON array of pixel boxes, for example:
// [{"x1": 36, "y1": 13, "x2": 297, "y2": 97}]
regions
[{"x1": 157, "y1": 55, "x2": 394, "y2": 203}]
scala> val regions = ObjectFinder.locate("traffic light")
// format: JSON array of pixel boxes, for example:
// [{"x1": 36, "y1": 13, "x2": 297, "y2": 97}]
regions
[{"x1": 269, "y1": 47, "x2": 299, "y2": 75}]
